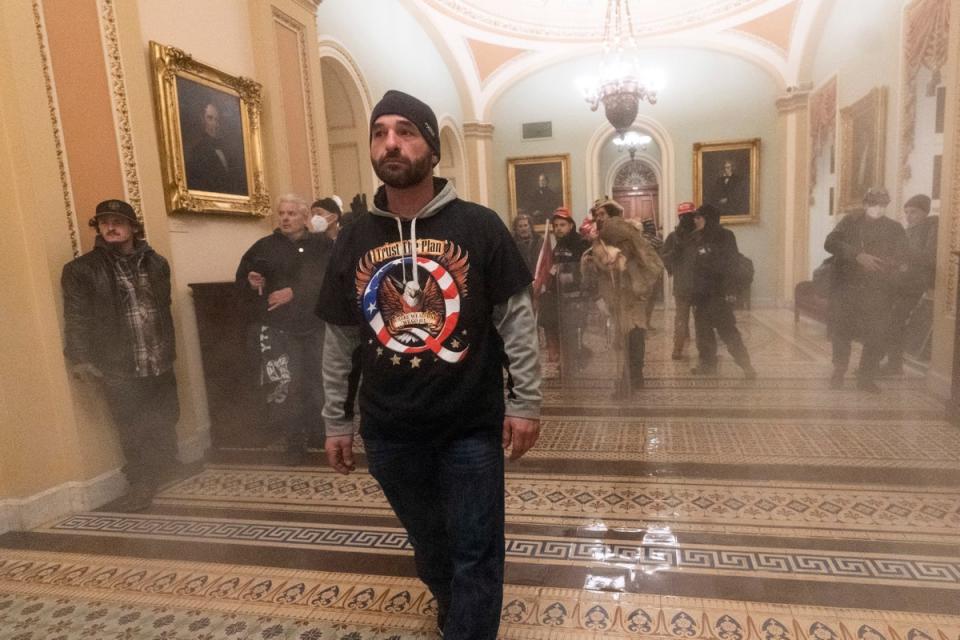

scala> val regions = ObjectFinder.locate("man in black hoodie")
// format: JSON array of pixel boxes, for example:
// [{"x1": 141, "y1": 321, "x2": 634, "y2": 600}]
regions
[
  {"x1": 61, "y1": 199, "x2": 180, "y2": 512},
  {"x1": 689, "y1": 204, "x2": 756, "y2": 379},
  {"x1": 317, "y1": 91, "x2": 541, "y2": 639}
]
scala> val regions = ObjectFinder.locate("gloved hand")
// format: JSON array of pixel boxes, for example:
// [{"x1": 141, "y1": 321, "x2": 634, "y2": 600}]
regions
[
  {"x1": 71, "y1": 362, "x2": 103, "y2": 382},
  {"x1": 350, "y1": 193, "x2": 368, "y2": 217}
]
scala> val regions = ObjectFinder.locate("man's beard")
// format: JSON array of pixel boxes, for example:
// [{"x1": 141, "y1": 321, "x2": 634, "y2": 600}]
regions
[{"x1": 374, "y1": 150, "x2": 433, "y2": 189}]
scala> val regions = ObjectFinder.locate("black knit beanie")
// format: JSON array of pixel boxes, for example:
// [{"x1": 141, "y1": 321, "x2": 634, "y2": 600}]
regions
[
  {"x1": 904, "y1": 193, "x2": 931, "y2": 213},
  {"x1": 369, "y1": 90, "x2": 441, "y2": 162},
  {"x1": 312, "y1": 197, "x2": 341, "y2": 215}
]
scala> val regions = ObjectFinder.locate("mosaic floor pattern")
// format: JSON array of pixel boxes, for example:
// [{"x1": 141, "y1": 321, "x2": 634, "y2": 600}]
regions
[
  {"x1": 2, "y1": 550, "x2": 960, "y2": 640},
  {"x1": 2, "y1": 308, "x2": 959, "y2": 638},
  {"x1": 152, "y1": 466, "x2": 960, "y2": 543}
]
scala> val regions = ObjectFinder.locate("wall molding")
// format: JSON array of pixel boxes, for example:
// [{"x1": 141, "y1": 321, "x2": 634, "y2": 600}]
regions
[
  {"x1": 273, "y1": 8, "x2": 323, "y2": 199},
  {"x1": 31, "y1": 0, "x2": 80, "y2": 257},
  {"x1": 0, "y1": 468, "x2": 126, "y2": 535},
  {"x1": 97, "y1": 0, "x2": 143, "y2": 222}
]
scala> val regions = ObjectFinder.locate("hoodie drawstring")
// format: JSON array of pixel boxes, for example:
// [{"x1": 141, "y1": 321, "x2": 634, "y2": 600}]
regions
[{"x1": 394, "y1": 216, "x2": 420, "y2": 288}]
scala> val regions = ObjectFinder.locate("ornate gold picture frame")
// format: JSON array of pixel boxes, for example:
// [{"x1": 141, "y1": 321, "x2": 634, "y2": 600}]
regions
[
  {"x1": 507, "y1": 154, "x2": 572, "y2": 229},
  {"x1": 693, "y1": 138, "x2": 760, "y2": 224},
  {"x1": 149, "y1": 41, "x2": 269, "y2": 217},
  {"x1": 838, "y1": 86, "x2": 888, "y2": 213}
]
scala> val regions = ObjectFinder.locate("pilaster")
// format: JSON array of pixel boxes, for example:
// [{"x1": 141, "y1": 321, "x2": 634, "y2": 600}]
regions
[
  {"x1": 776, "y1": 89, "x2": 811, "y2": 305},
  {"x1": 463, "y1": 121, "x2": 495, "y2": 207}
]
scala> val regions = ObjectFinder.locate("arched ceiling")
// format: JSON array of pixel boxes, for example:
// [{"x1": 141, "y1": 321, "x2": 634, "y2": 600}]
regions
[
  {"x1": 401, "y1": 0, "x2": 828, "y2": 120},
  {"x1": 424, "y1": 0, "x2": 794, "y2": 40}
]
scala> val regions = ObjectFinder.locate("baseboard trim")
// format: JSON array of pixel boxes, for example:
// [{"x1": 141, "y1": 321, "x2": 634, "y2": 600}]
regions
[{"x1": 0, "y1": 468, "x2": 126, "y2": 534}]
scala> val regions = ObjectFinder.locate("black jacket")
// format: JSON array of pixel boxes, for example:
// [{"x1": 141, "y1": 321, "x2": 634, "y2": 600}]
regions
[
  {"x1": 236, "y1": 229, "x2": 333, "y2": 334},
  {"x1": 905, "y1": 215, "x2": 938, "y2": 291},
  {"x1": 691, "y1": 223, "x2": 739, "y2": 298},
  {"x1": 661, "y1": 226, "x2": 698, "y2": 298},
  {"x1": 61, "y1": 239, "x2": 175, "y2": 377}
]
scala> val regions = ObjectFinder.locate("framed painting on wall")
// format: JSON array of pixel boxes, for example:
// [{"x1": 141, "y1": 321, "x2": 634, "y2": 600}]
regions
[
  {"x1": 838, "y1": 86, "x2": 888, "y2": 213},
  {"x1": 149, "y1": 41, "x2": 270, "y2": 217},
  {"x1": 507, "y1": 154, "x2": 571, "y2": 228},
  {"x1": 693, "y1": 138, "x2": 760, "y2": 224}
]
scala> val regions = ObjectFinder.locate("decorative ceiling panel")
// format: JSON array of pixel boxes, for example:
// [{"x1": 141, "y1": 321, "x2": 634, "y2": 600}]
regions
[{"x1": 422, "y1": 0, "x2": 769, "y2": 39}]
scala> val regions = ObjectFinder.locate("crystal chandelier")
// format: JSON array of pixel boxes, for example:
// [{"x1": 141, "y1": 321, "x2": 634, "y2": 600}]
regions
[
  {"x1": 580, "y1": 0, "x2": 659, "y2": 136},
  {"x1": 613, "y1": 131, "x2": 651, "y2": 161}
]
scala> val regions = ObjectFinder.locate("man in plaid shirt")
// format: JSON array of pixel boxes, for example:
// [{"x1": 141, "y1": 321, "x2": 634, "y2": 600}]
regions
[{"x1": 61, "y1": 199, "x2": 179, "y2": 512}]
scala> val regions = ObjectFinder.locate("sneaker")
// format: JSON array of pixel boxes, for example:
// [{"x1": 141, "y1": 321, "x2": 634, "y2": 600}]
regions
[
  {"x1": 743, "y1": 366, "x2": 757, "y2": 380},
  {"x1": 856, "y1": 379, "x2": 881, "y2": 394},
  {"x1": 690, "y1": 364, "x2": 718, "y2": 376}
]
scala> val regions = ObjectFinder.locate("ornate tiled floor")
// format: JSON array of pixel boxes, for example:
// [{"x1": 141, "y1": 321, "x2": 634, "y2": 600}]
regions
[{"x1": 2, "y1": 309, "x2": 959, "y2": 638}]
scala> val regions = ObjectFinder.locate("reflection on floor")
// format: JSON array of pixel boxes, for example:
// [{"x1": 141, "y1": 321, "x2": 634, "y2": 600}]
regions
[{"x1": 2, "y1": 309, "x2": 959, "y2": 639}]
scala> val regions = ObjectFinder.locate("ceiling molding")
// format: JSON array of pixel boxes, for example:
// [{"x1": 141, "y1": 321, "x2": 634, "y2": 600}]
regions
[
  {"x1": 465, "y1": 38, "x2": 531, "y2": 85},
  {"x1": 730, "y1": 0, "x2": 800, "y2": 54}
]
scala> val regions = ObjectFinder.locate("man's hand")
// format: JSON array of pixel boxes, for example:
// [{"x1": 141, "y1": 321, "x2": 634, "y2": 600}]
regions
[
  {"x1": 71, "y1": 362, "x2": 103, "y2": 383},
  {"x1": 247, "y1": 271, "x2": 265, "y2": 295},
  {"x1": 856, "y1": 253, "x2": 884, "y2": 272},
  {"x1": 325, "y1": 435, "x2": 356, "y2": 474},
  {"x1": 502, "y1": 416, "x2": 540, "y2": 461},
  {"x1": 350, "y1": 193, "x2": 368, "y2": 217},
  {"x1": 267, "y1": 287, "x2": 294, "y2": 311}
]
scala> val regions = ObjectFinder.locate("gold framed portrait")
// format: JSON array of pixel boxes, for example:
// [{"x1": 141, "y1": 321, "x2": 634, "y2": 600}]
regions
[
  {"x1": 149, "y1": 41, "x2": 270, "y2": 217},
  {"x1": 838, "y1": 86, "x2": 888, "y2": 213},
  {"x1": 693, "y1": 138, "x2": 760, "y2": 224},
  {"x1": 507, "y1": 154, "x2": 572, "y2": 229}
]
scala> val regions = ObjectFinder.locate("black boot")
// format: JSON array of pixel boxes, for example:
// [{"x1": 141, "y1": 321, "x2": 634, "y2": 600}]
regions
[{"x1": 628, "y1": 328, "x2": 646, "y2": 391}]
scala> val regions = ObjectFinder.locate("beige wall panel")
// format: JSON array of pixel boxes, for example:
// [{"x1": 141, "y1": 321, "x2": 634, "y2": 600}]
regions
[
  {"x1": 330, "y1": 142, "x2": 362, "y2": 204},
  {"x1": 44, "y1": 0, "x2": 125, "y2": 254},
  {"x1": 0, "y1": 2, "x2": 91, "y2": 500},
  {"x1": 274, "y1": 20, "x2": 312, "y2": 198},
  {"x1": 135, "y1": 0, "x2": 271, "y2": 456}
]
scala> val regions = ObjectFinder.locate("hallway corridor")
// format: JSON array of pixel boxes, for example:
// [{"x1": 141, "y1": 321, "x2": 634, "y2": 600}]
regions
[{"x1": 1, "y1": 309, "x2": 958, "y2": 639}]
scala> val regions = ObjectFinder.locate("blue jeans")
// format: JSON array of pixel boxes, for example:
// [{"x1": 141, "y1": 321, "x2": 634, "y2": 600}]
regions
[{"x1": 364, "y1": 431, "x2": 505, "y2": 640}]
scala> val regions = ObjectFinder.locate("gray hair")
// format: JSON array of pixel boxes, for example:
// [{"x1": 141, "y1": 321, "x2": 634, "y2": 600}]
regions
[{"x1": 276, "y1": 193, "x2": 309, "y2": 217}]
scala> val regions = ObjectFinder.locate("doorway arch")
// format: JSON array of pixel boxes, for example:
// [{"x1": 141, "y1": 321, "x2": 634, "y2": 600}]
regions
[
  {"x1": 585, "y1": 115, "x2": 676, "y2": 233},
  {"x1": 436, "y1": 116, "x2": 468, "y2": 199},
  {"x1": 318, "y1": 40, "x2": 376, "y2": 201}
]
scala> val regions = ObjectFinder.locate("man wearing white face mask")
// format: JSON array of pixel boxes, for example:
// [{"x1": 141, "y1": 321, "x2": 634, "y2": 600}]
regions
[{"x1": 824, "y1": 187, "x2": 907, "y2": 392}]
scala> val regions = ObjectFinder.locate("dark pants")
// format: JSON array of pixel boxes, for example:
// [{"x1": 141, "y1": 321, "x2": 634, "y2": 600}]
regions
[
  {"x1": 830, "y1": 290, "x2": 890, "y2": 381},
  {"x1": 693, "y1": 294, "x2": 751, "y2": 369},
  {"x1": 261, "y1": 327, "x2": 325, "y2": 450},
  {"x1": 281, "y1": 330, "x2": 325, "y2": 448},
  {"x1": 364, "y1": 431, "x2": 505, "y2": 640},
  {"x1": 673, "y1": 295, "x2": 693, "y2": 350},
  {"x1": 101, "y1": 371, "x2": 180, "y2": 488},
  {"x1": 885, "y1": 291, "x2": 924, "y2": 368}
]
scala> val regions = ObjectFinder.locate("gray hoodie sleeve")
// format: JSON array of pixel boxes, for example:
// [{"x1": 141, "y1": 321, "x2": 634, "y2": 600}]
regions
[
  {"x1": 493, "y1": 288, "x2": 542, "y2": 420},
  {"x1": 322, "y1": 322, "x2": 361, "y2": 436}
]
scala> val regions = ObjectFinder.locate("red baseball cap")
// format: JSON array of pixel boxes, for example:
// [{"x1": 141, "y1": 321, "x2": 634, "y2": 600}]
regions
[
  {"x1": 677, "y1": 201, "x2": 696, "y2": 215},
  {"x1": 551, "y1": 207, "x2": 574, "y2": 223}
]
